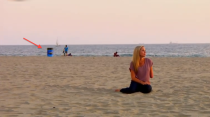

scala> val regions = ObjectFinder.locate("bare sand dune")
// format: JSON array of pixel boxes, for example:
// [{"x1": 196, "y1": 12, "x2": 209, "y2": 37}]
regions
[{"x1": 0, "y1": 56, "x2": 210, "y2": 117}]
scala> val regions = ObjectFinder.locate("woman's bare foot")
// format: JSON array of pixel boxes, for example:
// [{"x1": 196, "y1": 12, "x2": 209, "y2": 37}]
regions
[{"x1": 115, "y1": 89, "x2": 121, "y2": 92}]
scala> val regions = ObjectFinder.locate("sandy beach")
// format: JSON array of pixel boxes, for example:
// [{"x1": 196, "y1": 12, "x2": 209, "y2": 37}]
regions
[{"x1": 0, "y1": 56, "x2": 210, "y2": 117}]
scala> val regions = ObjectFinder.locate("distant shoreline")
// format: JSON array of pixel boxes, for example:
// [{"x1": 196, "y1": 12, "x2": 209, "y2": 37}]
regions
[
  {"x1": 0, "y1": 55, "x2": 210, "y2": 59},
  {"x1": 1, "y1": 43, "x2": 210, "y2": 46}
]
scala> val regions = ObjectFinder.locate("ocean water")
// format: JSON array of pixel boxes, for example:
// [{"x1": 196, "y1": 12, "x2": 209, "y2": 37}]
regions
[{"x1": 0, "y1": 44, "x2": 210, "y2": 57}]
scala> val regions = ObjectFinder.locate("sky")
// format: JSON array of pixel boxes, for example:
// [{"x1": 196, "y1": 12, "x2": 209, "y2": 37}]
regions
[{"x1": 1, "y1": 0, "x2": 210, "y2": 45}]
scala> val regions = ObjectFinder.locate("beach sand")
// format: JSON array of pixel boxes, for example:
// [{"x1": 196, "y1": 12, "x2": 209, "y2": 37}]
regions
[{"x1": 0, "y1": 56, "x2": 210, "y2": 117}]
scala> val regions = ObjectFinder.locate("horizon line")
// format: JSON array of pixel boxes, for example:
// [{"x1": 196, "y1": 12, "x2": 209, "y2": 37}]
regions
[{"x1": 1, "y1": 43, "x2": 210, "y2": 46}]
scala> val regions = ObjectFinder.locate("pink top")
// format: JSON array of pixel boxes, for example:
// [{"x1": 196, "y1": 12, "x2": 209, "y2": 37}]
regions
[{"x1": 129, "y1": 58, "x2": 153, "y2": 82}]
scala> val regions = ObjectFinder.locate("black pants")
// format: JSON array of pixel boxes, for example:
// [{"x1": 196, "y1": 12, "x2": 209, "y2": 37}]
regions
[
  {"x1": 64, "y1": 51, "x2": 67, "y2": 56},
  {"x1": 120, "y1": 80, "x2": 152, "y2": 94}
]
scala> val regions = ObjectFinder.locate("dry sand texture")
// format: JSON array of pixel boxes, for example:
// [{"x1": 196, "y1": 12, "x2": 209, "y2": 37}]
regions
[{"x1": 0, "y1": 56, "x2": 210, "y2": 117}]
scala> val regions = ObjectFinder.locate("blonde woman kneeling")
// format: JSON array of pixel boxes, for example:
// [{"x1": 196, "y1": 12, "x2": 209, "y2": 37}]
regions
[{"x1": 115, "y1": 46, "x2": 154, "y2": 94}]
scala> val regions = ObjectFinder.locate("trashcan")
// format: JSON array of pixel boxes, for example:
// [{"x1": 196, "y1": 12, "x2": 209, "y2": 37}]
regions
[{"x1": 47, "y1": 48, "x2": 53, "y2": 57}]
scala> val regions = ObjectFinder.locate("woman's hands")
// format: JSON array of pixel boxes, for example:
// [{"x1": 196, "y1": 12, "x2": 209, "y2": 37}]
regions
[
  {"x1": 142, "y1": 81, "x2": 150, "y2": 85},
  {"x1": 139, "y1": 80, "x2": 150, "y2": 85},
  {"x1": 131, "y1": 70, "x2": 150, "y2": 85}
]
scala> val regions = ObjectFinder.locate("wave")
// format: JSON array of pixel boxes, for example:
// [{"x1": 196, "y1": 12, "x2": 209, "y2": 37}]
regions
[
  {"x1": 0, "y1": 54, "x2": 209, "y2": 57},
  {"x1": 0, "y1": 53, "x2": 209, "y2": 57}
]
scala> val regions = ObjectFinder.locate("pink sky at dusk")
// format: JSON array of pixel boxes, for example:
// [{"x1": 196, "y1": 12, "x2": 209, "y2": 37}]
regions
[{"x1": 1, "y1": 0, "x2": 210, "y2": 45}]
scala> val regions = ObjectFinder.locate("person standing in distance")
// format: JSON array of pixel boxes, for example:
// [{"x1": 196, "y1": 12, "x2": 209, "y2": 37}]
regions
[{"x1": 63, "y1": 45, "x2": 68, "y2": 56}]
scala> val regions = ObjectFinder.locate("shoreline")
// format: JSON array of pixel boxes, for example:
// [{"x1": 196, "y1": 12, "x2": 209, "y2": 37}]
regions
[{"x1": 0, "y1": 56, "x2": 210, "y2": 58}]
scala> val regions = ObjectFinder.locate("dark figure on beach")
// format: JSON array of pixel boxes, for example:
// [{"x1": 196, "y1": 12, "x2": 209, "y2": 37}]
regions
[
  {"x1": 115, "y1": 46, "x2": 154, "y2": 94},
  {"x1": 68, "y1": 53, "x2": 72, "y2": 56},
  {"x1": 113, "y1": 52, "x2": 119, "y2": 57},
  {"x1": 63, "y1": 45, "x2": 68, "y2": 56}
]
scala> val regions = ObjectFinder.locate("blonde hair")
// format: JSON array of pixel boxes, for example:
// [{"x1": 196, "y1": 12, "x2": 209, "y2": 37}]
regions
[{"x1": 132, "y1": 46, "x2": 144, "y2": 73}]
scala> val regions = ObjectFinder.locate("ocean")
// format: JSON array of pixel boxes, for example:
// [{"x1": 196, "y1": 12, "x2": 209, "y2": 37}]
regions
[{"x1": 0, "y1": 44, "x2": 210, "y2": 57}]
